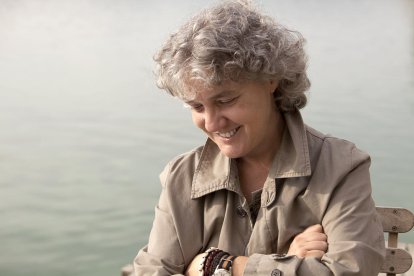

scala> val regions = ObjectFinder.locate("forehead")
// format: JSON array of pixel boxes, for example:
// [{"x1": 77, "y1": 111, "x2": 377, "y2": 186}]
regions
[{"x1": 179, "y1": 79, "x2": 243, "y2": 102}]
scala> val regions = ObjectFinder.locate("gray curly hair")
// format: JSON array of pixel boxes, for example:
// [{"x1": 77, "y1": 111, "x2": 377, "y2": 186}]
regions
[{"x1": 154, "y1": 0, "x2": 310, "y2": 112}]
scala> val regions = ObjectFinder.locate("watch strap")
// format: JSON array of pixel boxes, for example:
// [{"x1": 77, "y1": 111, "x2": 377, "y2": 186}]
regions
[{"x1": 217, "y1": 255, "x2": 237, "y2": 271}]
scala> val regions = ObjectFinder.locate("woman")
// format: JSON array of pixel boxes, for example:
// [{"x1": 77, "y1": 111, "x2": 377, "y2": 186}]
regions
[{"x1": 134, "y1": 1, "x2": 385, "y2": 275}]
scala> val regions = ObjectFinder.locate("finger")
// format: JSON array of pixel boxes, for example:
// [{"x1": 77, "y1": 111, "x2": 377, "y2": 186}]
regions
[
  {"x1": 304, "y1": 232, "x2": 327, "y2": 242},
  {"x1": 289, "y1": 239, "x2": 328, "y2": 257},
  {"x1": 304, "y1": 250, "x2": 325, "y2": 259},
  {"x1": 296, "y1": 232, "x2": 327, "y2": 243},
  {"x1": 302, "y1": 241, "x2": 328, "y2": 252},
  {"x1": 302, "y1": 224, "x2": 323, "y2": 233},
  {"x1": 294, "y1": 241, "x2": 328, "y2": 257}
]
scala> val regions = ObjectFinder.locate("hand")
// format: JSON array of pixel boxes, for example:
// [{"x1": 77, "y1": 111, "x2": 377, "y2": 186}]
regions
[
  {"x1": 287, "y1": 224, "x2": 328, "y2": 259},
  {"x1": 185, "y1": 253, "x2": 204, "y2": 276}
]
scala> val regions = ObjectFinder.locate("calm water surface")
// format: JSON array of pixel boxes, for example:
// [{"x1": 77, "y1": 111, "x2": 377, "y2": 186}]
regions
[{"x1": 0, "y1": 0, "x2": 413, "y2": 275}]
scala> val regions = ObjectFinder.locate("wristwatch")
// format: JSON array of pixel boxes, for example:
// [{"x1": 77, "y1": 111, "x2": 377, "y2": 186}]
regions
[{"x1": 213, "y1": 255, "x2": 237, "y2": 276}]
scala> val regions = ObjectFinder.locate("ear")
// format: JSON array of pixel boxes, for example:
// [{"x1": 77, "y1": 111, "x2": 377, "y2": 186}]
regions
[{"x1": 268, "y1": 79, "x2": 278, "y2": 94}]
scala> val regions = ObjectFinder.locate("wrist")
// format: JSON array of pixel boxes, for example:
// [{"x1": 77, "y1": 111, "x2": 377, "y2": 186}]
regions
[{"x1": 231, "y1": 256, "x2": 247, "y2": 276}]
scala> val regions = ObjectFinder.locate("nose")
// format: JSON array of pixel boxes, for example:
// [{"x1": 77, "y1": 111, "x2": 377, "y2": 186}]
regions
[{"x1": 204, "y1": 107, "x2": 224, "y2": 133}]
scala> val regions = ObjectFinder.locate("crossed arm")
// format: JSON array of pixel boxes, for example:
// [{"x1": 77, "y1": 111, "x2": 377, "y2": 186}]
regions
[{"x1": 185, "y1": 224, "x2": 328, "y2": 276}]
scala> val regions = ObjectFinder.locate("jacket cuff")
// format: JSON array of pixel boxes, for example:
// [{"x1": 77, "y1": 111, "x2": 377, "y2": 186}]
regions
[{"x1": 243, "y1": 254, "x2": 300, "y2": 275}]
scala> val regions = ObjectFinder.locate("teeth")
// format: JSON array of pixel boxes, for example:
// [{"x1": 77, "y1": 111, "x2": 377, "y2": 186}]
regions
[{"x1": 216, "y1": 127, "x2": 238, "y2": 138}]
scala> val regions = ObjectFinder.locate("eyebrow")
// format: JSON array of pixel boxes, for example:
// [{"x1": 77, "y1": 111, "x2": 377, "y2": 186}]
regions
[{"x1": 184, "y1": 90, "x2": 237, "y2": 105}]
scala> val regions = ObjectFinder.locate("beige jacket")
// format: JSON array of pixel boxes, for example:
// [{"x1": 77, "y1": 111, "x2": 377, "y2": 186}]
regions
[{"x1": 134, "y1": 111, "x2": 385, "y2": 275}]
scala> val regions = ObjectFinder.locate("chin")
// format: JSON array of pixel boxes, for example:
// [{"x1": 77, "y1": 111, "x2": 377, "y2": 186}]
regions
[
  {"x1": 214, "y1": 141, "x2": 246, "y2": 159},
  {"x1": 219, "y1": 149, "x2": 244, "y2": 159}
]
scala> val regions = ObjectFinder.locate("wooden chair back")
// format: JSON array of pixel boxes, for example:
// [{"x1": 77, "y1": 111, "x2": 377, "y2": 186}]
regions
[{"x1": 377, "y1": 207, "x2": 414, "y2": 275}]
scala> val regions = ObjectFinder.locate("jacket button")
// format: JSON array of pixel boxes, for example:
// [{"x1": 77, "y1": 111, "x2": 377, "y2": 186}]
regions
[
  {"x1": 236, "y1": 206, "x2": 248, "y2": 217},
  {"x1": 271, "y1": 269, "x2": 282, "y2": 276}
]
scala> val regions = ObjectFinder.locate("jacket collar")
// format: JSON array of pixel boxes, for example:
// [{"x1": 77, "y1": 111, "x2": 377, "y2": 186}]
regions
[{"x1": 191, "y1": 110, "x2": 311, "y2": 199}]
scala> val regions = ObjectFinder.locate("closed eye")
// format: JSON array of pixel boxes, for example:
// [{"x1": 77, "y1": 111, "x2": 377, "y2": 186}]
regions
[
  {"x1": 183, "y1": 101, "x2": 204, "y2": 112},
  {"x1": 217, "y1": 96, "x2": 238, "y2": 105}
]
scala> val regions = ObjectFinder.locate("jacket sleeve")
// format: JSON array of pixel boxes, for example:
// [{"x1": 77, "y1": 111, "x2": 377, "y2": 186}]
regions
[
  {"x1": 133, "y1": 163, "x2": 187, "y2": 276},
  {"x1": 243, "y1": 145, "x2": 385, "y2": 276}
]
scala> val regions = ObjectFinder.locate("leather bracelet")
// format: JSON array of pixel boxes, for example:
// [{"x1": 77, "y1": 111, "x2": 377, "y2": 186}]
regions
[
  {"x1": 221, "y1": 255, "x2": 237, "y2": 270},
  {"x1": 209, "y1": 252, "x2": 229, "y2": 276},
  {"x1": 212, "y1": 255, "x2": 237, "y2": 275}
]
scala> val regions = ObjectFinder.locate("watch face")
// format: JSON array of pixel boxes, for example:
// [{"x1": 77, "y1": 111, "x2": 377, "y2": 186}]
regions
[{"x1": 213, "y1": 268, "x2": 231, "y2": 276}]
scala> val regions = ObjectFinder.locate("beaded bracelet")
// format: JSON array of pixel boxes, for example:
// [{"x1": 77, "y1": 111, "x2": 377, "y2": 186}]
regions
[
  {"x1": 198, "y1": 247, "x2": 220, "y2": 275},
  {"x1": 204, "y1": 249, "x2": 223, "y2": 276}
]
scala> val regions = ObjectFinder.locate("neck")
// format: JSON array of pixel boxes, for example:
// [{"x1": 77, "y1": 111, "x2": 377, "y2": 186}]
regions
[{"x1": 236, "y1": 111, "x2": 285, "y2": 202}]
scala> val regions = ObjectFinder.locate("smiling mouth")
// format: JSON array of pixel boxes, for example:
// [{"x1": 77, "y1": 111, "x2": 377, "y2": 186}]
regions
[{"x1": 216, "y1": 127, "x2": 241, "y2": 139}]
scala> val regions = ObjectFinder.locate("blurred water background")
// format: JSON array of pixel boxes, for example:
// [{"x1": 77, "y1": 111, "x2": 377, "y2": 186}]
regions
[{"x1": 0, "y1": 0, "x2": 413, "y2": 275}]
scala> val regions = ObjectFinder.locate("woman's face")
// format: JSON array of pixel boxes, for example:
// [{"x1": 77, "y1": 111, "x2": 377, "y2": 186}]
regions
[{"x1": 185, "y1": 79, "x2": 280, "y2": 161}]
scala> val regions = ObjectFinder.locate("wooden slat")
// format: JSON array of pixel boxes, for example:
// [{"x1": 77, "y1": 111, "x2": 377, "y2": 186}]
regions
[
  {"x1": 376, "y1": 207, "x2": 414, "y2": 233},
  {"x1": 389, "y1": 232, "x2": 399, "y2": 248},
  {"x1": 380, "y1": 248, "x2": 413, "y2": 274}
]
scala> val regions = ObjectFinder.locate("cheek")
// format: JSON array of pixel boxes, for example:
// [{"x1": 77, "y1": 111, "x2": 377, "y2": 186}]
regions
[{"x1": 191, "y1": 112, "x2": 205, "y2": 130}]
